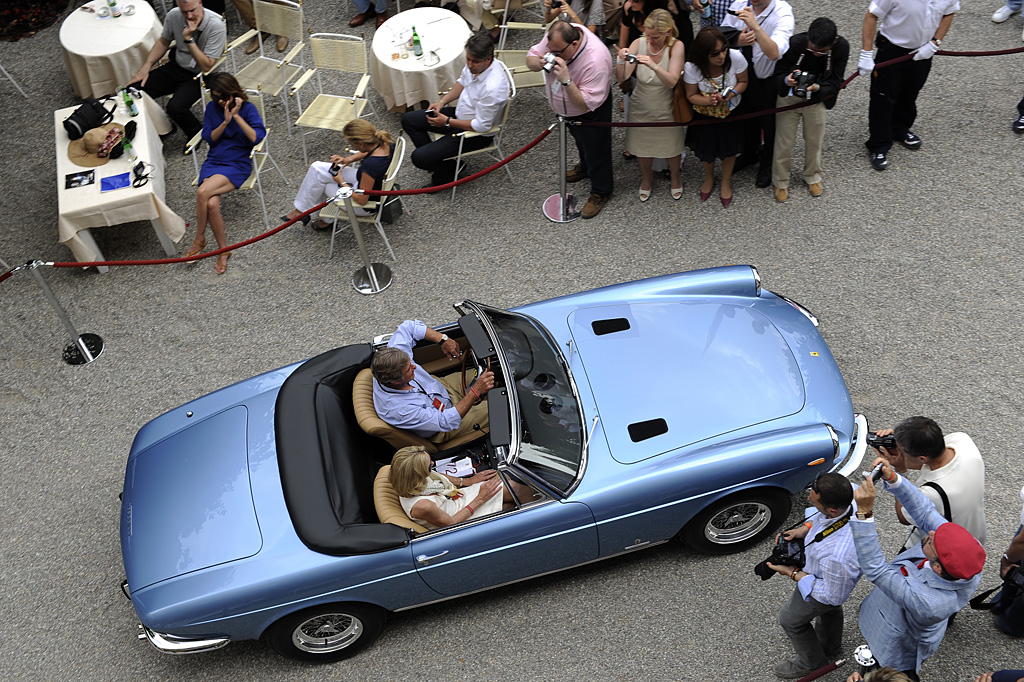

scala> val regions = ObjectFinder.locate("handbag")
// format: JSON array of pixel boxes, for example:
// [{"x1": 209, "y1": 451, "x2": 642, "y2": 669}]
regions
[
  {"x1": 63, "y1": 97, "x2": 116, "y2": 140},
  {"x1": 692, "y1": 100, "x2": 731, "y2": 119},
  {"x1": 379, "y1": 183, "x2": 404, "y2": 223},
  {"x1": 672, "y1": 80, "x2": 693, "y2": 124}
]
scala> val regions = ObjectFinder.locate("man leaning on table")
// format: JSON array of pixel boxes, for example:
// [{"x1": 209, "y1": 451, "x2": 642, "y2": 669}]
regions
[
  {"x1": 401, "y1": 32, "x2": 510, "y2": 189},
  {"x1": 128, "y1": 0, "x2": 227, "y2": 154},
  {"x1": 526, "y1": 20, "x2": 614, "y2": 219}
]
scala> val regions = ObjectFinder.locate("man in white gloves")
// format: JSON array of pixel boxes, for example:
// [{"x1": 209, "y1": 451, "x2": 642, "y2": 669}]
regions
[{"x1": 858, "y1": 0, "x2": 957, "y2": 171}]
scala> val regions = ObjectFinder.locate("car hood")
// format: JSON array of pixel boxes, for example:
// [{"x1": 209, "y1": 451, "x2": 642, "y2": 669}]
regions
[
  {"x1": 121, "y1": 405, "x2": 263, "y2": 590},
  {"x1": 568, "y1": 301, "x2": 806, "y2": 464}
]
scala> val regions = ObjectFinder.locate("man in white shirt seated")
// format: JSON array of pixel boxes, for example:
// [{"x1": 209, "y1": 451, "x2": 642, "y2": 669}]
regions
[{"x1": 400, "y1": 32, "x2": 510, "y2": 189}]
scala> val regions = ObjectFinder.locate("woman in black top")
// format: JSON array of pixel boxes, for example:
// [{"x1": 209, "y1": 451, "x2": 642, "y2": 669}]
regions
[{"x1": 283, "y1": 120, "x2": 395, "y2": 230}]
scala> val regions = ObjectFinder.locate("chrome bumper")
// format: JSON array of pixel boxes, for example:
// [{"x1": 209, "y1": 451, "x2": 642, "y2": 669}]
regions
[
  {"x1": 829, "y1": 414, "x2": 868, "y2": 478},
  {"x1": 138, "y1": 625, "x2": 230, "y2": 655}
]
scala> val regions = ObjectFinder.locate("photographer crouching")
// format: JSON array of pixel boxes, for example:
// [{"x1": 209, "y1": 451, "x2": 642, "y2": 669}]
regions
[
  {"x1": 757, "y1": 472, "x2": 863, "y2": 679},
  {"x1": 770, "y1": 17, "x2": 849, "y2": 202}
]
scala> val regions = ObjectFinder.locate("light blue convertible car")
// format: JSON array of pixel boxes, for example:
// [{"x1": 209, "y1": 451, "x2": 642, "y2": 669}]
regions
[{"x1": 119, "y1": 265, "x2": 867, "y2": 662}]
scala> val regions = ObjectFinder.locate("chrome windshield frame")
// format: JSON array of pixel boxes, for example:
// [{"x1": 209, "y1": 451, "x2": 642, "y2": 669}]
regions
[{"x1": 459, "y1": 300, "x2": 587, "y2": 497}]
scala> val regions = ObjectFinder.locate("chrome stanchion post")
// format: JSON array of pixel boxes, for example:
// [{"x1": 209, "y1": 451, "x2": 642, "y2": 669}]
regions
[
  {"x1": 22, "y1": 260, "x2": 104, "y2": 365},
  {"x1": 335, "y1": 186, "x2": 393, "y2": 295},
  {"x1": 543, "y1": 116, "x2": 579, "y2": 223}
]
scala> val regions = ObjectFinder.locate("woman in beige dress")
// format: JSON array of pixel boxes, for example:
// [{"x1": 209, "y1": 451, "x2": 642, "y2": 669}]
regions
[
  {"x1": 616, "y1": 9, "x2": 686, "y2": 201},
  {"x1": 390, "y1": 446, "x2": 512, "y2": 529}
]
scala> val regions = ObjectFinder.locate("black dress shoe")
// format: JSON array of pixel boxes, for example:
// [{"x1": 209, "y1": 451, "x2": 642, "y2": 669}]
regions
[
  {"x1": 898, "y1": 131, "x2": 922, "y2": 150},
  {"x1": 870, "y1": 152, "x2": 888, "y2": 171},
  {"x1": 755, "y1": 165, "x2": 772, "y2": 188}
]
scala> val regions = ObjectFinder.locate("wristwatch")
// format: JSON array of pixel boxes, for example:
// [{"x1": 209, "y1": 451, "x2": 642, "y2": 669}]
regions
[
  {"x1": 856, "y1": 510, "x2": 874, "y2": 520},
  {"x1": 931, "y1": 37, "x2": 942, "y2": 46},
  {"x1": 183, "y1": 37, "x2": 195, "y2": 44},
  {"x1": 561, "y1": 78, "x2": 573, "y2": 87},
  {"x1": 438, "y1": 334, "x2": 449, "y2": 345}
]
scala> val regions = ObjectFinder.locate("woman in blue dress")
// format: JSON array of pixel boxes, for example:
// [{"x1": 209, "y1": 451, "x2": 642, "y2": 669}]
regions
[{"x1": 184, "y1": 72, "x2": 266, "y2": 274}]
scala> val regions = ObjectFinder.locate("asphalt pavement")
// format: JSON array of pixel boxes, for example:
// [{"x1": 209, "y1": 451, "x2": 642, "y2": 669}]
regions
[{"x1": 1, "y1": 1, "x2": 1023, "y2": 680}]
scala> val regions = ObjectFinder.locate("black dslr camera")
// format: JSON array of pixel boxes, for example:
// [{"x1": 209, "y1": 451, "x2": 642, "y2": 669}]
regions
[
  {"x1": 866, "y1": 432, "x2": 897, "y2": 451},
  {"x1": 792, "y1": 70, "x2": 817, "y2": 99},
  {"x1": 754, "y1": 535, "x2": 806, "y2": 580}
]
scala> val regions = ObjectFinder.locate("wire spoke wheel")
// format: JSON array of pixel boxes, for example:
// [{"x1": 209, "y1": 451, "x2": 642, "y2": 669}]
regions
[{"x1": 292, "y1": 612, "x2": 363, "y2": 653}]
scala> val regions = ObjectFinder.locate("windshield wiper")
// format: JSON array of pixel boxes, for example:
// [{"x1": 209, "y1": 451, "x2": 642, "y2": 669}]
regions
[{"x1": 583, "y1": 414, "x2": 600, "y2": 453}]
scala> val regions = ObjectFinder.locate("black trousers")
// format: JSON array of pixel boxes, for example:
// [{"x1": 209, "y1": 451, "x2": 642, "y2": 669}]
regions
[
  {"x1": 566, "y1": 91, "x2": 614, "y2": 197},
  {"x1": 401, "y1": 107, "x2": 493, "y2": 183},
  {"x1": 735, "y1": 72, "x2": 776, "y2": 170},
  {"x1": 131, "y1": 60, "x2": 203, "y2": 138},
  {"x1": 865, "y1": 35, "x2": 933, "y2": 154}
]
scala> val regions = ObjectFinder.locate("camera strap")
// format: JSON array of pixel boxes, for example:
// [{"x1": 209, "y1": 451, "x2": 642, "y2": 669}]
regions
[{"x1": 807, "y1": 510, "x2": 853, "y2": 546}]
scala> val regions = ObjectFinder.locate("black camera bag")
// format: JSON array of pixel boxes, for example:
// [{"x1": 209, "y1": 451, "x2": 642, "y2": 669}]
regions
[{"x1": 63, "y1": 97, "x2": 116, "y2": 140}]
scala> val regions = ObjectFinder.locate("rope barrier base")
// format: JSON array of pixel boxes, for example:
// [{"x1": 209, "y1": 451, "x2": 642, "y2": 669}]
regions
[
  {"x1": 543, "y1": 192, "x2": 580, "y2": 223},
  {"x1": 62, "y1": 333, "x2": 104, "y2": 366},
  {"x1": 353, "y1": 263, "x2": 394, "y2": 295}
]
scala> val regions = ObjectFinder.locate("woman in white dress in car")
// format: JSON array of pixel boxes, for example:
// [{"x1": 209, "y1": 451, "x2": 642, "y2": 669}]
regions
[{"x1": 389, "y1": 446, "x2": 513, "y2": 529}]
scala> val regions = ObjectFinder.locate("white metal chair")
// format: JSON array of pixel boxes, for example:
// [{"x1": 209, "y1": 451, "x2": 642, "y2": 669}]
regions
[
  {"x1": 492, "y1": 0, "x2": 545, "y2": 50},
  {"x1": 220, "y1": 0, "x2": 307, "y2": 133},
  {"x1": 494, "y1": 49, "x2": 546, "y2": 89},
  {"x1": 0, "y1": 62, "x2": 27, "y2": 99},
  {"x1": 291, "y1": 33, "x2": 375, "y2": 167},
  {"x1": 433, "y1": 62, "x2": 516, "y2": 202},
  {"x1": 186, "y1": 91, "x2": 287, "y2": 229},
  {"x1": 318, "y1": 136, "x2": 407, "y2": 261}
]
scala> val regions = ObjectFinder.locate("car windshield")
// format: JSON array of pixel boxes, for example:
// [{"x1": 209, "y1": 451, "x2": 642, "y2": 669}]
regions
[{"x1": 480, "y1": 307, "x2": 585, "y2": 493}]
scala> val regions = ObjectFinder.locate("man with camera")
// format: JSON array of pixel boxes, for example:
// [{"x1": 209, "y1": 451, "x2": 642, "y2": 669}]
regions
[
  {"x1": 858, "y1": 0, "x2": 958, "y2": 171},
  {"x1": 526, "y1": 20, "x2": 614, "y2": 219},
  {"x1": 851, "y1": 456, "x2": 986, "y2": 682},
  {"x1": 762, "y1": 472, "x2": 862, "y2": 679},
  {"x1": 770, "y1": 17, "x2": 848, "y2": 203},
  {"x1": 721, "y1": 0, "x2": 795, "y2": 188},
  {"x1": 128, "y1": 0, "x2": 227, "y2": 153},
  {"x1": 401, "y1": 33, "x2": 509, "y2": 189},
  {"x1": 871, "y1": 416, "x2": 986, "y2": 550}
]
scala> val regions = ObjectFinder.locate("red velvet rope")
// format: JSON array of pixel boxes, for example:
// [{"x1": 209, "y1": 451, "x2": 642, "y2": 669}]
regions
[{"x1": 0, "y1": 269, "x2": 13, "y2": 284}]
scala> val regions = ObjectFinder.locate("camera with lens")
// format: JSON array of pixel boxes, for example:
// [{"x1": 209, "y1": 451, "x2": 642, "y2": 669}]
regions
[
  {"x1": 541, "y1": 52, "x2": 558, "y2": 72},
  {"x1": 866, "y1": 432, "x2": 897, "y2": 451},
  {"x1": 624, "y1": 53, "x2": 639, "y2": 64},
  {"x1": 551, "y1": 0, "x2": 563, "y2": 7},
  {"x1": 792, "y1": 70, "x2": 817, "y2": 99},
  {"x1": 753, "y1": 535, "x2": 806, "y2": 580}
]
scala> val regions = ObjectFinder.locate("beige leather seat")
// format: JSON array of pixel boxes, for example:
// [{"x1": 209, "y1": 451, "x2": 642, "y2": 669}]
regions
[
  {"x1": 373, "y1": 465, "x2": 428, "y2": 533},
  {"x1": 352, "y1": 367, "x2": 484, "y2": 453}
]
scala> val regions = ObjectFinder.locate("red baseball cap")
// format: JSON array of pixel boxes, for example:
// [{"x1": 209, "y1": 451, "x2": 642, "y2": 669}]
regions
[{"x1": 934, "y1": 523, "x2": 985, "y2": 579}]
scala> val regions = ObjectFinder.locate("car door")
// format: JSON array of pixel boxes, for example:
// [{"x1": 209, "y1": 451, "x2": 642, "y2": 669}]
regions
[{"x1": 410, "y1": 499, "x2": 598, "y2": 596}]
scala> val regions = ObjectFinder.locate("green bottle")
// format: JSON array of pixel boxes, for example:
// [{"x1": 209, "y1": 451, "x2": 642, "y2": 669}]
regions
[{"x1": 412, "y1": 26, "x2": 422, "y2": 57}]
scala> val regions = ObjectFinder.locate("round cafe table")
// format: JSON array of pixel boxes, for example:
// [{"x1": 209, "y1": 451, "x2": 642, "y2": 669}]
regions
[
  {"x1": 60, "y1": 1, "x2": 162, "y2": 99},
  {"x1": 370, "y1": 7, "x2": 471, "y2": 111}
]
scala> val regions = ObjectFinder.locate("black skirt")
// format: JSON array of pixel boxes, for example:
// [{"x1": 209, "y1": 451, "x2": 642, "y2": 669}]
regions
[{"x1": 685, "y1": 111, "x2": 742, "y2": 163}]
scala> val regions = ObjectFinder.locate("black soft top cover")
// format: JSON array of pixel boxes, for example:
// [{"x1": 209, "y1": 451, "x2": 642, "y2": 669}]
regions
[{"x1": 275, "y1": 344, "x2": 409, "y2": 555}]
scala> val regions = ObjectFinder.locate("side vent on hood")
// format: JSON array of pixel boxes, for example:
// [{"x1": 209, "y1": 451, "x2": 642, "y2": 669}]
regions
[
  {"x1": 628, "y1": 418, "x2": 668, "y2": 443},
  {"x1": 592, "y1": 318, "x2": 631, "y2": 336}
]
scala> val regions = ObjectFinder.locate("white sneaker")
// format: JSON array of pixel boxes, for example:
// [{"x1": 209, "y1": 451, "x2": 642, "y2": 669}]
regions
[{"x1": 993, "y1": 5, "x2": 1017, "y2": 22}]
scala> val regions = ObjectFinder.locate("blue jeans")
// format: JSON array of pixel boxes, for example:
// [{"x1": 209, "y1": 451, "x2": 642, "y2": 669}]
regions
[
  {"x1": 353, "y1": 0, "x2": 387, "y2": 14},
  {"x1": 1005, "y1": 0, "x2": 1024, "y2": 11}
]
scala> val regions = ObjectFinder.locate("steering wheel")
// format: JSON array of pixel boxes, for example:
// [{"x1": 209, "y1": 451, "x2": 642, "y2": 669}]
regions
[{"x1": 461, "y1": 347, "x2": 485, "y2": 395}]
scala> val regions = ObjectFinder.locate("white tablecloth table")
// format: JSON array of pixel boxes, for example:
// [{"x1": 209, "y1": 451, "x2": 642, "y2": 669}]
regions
[
  {"x1": 370, "y1": 7, "x2": 472, "y2": 111},
  {"x1": 54, "y1": 98, "x2": 185, "y2": 271},
  {"x1": 60, "y1": 1, "x2": 162, "y2": 99}
]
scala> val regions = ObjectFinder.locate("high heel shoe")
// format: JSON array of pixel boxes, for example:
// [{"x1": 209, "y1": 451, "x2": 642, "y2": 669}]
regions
[
  {"x1": 214, "y1": 252, "x2": 231, "y2": 275},
  {"x1": 720, "y1": 193, "x2": 733, "y2": 208},
  {"x1": 639, "y1": 187, "x2": 651, "y2": 202},
  {"x1": 184, "y1": 240, "x2": 206, "y2": 261},
  {"x1": 280, "y1": 214, "x2": 310, "y2": 227},
  {"x1": 699, "y1": 187, "x2": 712, "y2": 202},
  {"x1": 671, "y1": 185, "x2": 683, "y2": 200}
]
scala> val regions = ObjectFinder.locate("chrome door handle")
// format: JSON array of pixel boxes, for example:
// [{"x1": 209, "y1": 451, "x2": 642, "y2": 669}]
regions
[{"x1": 416, "y1": 550, "x2": 449, "y2": 565}]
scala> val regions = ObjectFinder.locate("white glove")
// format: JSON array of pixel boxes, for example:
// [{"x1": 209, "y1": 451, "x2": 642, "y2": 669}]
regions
[
  {"x1": 858, "y1": 49, "x2": 875, "y2": 77},
  {"x1": 913, "y1": 40, "x2": 938, "y2": 61}
]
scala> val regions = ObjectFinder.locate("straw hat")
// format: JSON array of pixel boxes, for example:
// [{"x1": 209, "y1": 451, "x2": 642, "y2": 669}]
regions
[{"x1": 67, "y1": 123, "x2": 124, "y2": 168}]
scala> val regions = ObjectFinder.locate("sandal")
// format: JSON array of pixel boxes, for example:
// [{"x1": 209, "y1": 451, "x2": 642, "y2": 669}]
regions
[
  {"x1": 311, "y1": 219, "x2": 332, "y2": 231},
  {"x1": 622, "y1": 150, "x2": 636, "y2": 160},
  {"x1": 671, "y1": 186, "x2": 683, "y2": 200},
  {"x1": 184, "y1": 240, "x2": 206, "y2": 260},
  {"x1": 214, "y1": 252, "x2": 231, "y2": 275}
]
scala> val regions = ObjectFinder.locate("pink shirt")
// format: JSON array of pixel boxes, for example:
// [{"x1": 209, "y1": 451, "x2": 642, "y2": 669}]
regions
[{"x1": 527, "y1": 24, "x2": 612, "y2": 117}]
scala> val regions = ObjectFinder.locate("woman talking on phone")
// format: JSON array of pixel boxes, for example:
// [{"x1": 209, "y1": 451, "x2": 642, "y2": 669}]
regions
[{"x1": 184, "y1": 72, "x2": 265, "y2": 274}]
